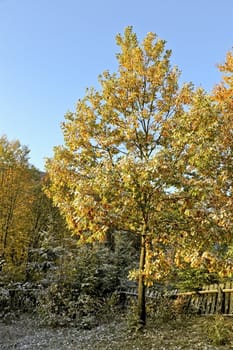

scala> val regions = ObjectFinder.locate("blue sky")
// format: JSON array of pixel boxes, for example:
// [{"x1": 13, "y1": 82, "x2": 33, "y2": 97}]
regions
[{"x1": 0, "y1": 0, "x2": 233, "y2": 170}]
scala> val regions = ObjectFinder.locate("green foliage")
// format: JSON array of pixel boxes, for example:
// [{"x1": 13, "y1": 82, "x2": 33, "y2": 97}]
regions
[
  {"x1": 0, "y1": 283, "x2": 39, "y2": 323},
  {"x1": 0, "y1": 287, "x2": 10, "y2": 314},
  {"x1": 174, "y1": 267, "x2": 219, "y2": 292},
  {"x1": 202, "y1": 315, "x2": 232, "y2": 345},
  {"x1": 36, "y1": 242, "x2": 131, "y2": 327},
  {"x1": 74, "y1": 245, "x2": 120, "y2": 296},
  {"x1": 146, "y1": 295, "x2": 191, "y2": 324},
  {"x1": 126, "y1": 299, "x2": 140, "y2": 332},
  {"x1": 25, "y1": 244, "x2": 62, "y2": 283},
  {"x1": 126, "y1": 294, "x2": 194, "y2": 333},
  {"x1": 37, "y1": 283, "x2": 102, "y2": 328}
]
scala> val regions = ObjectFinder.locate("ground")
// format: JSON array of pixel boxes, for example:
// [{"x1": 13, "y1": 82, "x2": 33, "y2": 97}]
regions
[{"x1": 0, "y1": 314, "x2": 233, "y2": 349}]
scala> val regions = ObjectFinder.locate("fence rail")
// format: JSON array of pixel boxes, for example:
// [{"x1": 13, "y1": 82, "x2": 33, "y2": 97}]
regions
[
  {"x1": 1, "y1": 282, "x2": 233, "y2": 316},
  {"x1": 180, "y1": 282, "x2": 233, "y2": 315},
  {"x1": 122, "y1": 282, "x2": 233, "y2": 316}
]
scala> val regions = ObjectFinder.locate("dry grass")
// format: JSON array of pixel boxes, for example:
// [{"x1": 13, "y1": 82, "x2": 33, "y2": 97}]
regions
[{"x1": 0, "y1": 314, "x2": 233, "y2": 349}]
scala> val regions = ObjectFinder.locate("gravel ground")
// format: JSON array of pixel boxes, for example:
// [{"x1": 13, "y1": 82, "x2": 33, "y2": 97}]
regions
[{"x1": 0, "y1": 314, "x2": 233, "y2": 350}]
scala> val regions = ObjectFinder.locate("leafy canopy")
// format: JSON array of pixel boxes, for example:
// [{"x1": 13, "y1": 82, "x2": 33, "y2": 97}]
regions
[{"x1": 45, "y1": 28, "x2": 232, "y2": 284}]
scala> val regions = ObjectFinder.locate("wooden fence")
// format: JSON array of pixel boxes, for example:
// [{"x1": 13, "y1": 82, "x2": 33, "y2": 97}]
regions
[
  {"x1": 178, "y1": 282, "x2": 233, "y2": 316},
  {"x1": 122, "y1": 282, "x2": 233, "y2": 316},
  {"x1": 1, "y1": 282, "x2": 233, "y2": 316}
]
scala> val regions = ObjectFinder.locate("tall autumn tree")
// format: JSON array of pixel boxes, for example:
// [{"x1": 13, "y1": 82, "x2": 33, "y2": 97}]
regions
[
  {"x1": 45, "y1": 27, "x2": 192, "y2": 326},
  {"x1": 0, "y1": 135, "x2": 35, "y2": 278},
  {"x1": 0, "y1": 135, "x2": 72, "y2": 283}
]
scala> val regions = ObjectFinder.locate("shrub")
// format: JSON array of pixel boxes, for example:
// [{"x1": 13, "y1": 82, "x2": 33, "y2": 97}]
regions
[
  {"x1": 37, "y1": 282, "x2": 105, "y2": 328},
  {"x1": 202, "y1": 315, "x2": 232, "y2": 346}
]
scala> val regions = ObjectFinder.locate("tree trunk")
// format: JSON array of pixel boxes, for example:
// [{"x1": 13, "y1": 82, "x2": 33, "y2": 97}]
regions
[
  {"x1": 137, "y1": 227, "x2": 146, "y2": 327},
  {"x1": 105, "y1": 228, "x2": 115, "y2": 251}
]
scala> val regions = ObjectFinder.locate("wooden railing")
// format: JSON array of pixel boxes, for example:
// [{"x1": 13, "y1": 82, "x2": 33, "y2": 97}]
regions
[
  {"x1": 1, "y1": 282, "x2": 233, "y2": 316},
  {"x1": 121, "y1": 282, "x2": 233, "y2": 315},
  {"x1": 178, "y1": 282, "x2": 233, "y2": 315}
]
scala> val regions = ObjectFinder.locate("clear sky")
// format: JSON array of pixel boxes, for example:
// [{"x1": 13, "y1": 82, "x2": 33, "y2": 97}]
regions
[{"x1": 0, "y1": 0, "x2": 233, "y2": 170}]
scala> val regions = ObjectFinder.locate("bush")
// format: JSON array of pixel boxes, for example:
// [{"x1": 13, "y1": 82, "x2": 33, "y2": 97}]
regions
[
  {"x1": 37, "y1": 281, "x2": 120, "y2": 328},
  {"x1": 37, "y1": 282, "x2": 102, "y2": 328},
  {"x1": 202, "y1": 315, "x2": 232, "y2": 345},
  {"x1": 145, "y1": 293, "x2": 197, "y2": 326},
  {"x1": 51, "y1": 244, "x2": 122, "y2": 297},
  {"x1": 174, "y1": 267, "x2": 219, "y2": 292},
  {"x1": 0, "y1": 287, "x2": 10, "y2": 319}
]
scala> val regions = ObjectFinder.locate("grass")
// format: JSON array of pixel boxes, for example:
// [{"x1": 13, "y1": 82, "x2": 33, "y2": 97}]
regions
[
  {"x1": 87, "y1": 315, "x2": 233, "y2": 350},
  {"x1": 1, "y1": 312, "x2": 233, "y2": 349}
]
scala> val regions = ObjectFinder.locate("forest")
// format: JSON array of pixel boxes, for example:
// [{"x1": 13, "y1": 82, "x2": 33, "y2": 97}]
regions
[{"x1": 0, "y1": 27, "x2": 233, "y2": 348}]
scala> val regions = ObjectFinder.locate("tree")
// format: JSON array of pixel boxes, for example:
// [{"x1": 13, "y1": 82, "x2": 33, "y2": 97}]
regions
[
  {"x1": 162, "y1": 58, "x2": 233, "y2": 277},
  {"x1": 0, "y1": 135, "x2": 79, "y2": 284},
  {"x1": 0, "y1": 135, "x2": 34, "y2": 278},
  {"x1": 45, "y1": 27, "x2": 193, "y2": 326},
  {"x1": 25, "y1": 171, "x2": 71, "y2": 283},
  {"x1": 210, "y1": 51, "x2": 233, "y2": 266},
  {"x1": 212, "y1": 51, "x2": 233, "y2": 232}
]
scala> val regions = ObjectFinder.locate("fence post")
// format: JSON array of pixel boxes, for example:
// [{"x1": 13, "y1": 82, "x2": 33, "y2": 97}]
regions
[
  {"x1": 229, "y1": 282, "x2": 233, "y2": 315},
  {"x1": 216, "y1": 284, "x2": 224, "y2": 314},
  {"x1": 210, "y1": 283, "x2": 218, "y2": 314},
  {"x1": 224, "y1": 281, "x2": 230, "y2": 314}
]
